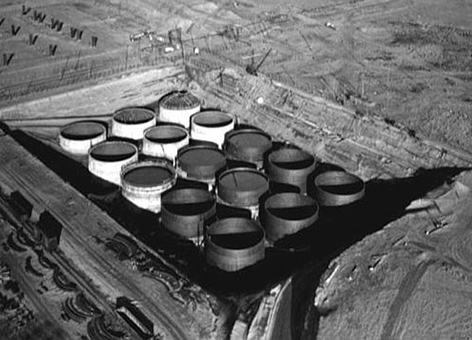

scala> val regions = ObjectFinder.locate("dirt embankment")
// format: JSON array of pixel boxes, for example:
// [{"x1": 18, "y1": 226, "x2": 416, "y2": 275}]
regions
[{"x1": 315, "y1": 170, "x2": 472, "y2": 339}]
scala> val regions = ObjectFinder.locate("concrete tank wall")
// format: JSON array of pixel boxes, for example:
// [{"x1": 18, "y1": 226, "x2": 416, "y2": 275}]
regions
[
  {"x1": 59, "y1": 121, "x2": 106, "y2": 155},
  {"x1": 190, "y1": 111, "x2": 235, "y2": 148},
  {"x1": 142, "y1": 125, "x2": 189, "y2": 162},
  {"x1": 158, "y1": 91, "x2": 201, "y2": 128},
  {"x1": 111, "y1": 107, "x2": 156, "y2": 140},
  {"x1": 121, "y1": 161, "x2": 177, "y2": 213},
  {"x1": 88, "y1": 141, "x2": 138, "y2": 185}
]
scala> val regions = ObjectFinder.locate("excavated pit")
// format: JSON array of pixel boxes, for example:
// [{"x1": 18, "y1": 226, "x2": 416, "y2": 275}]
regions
[
  {"x1": 9, "y1": 119, "x2": 467, "y2": 292},
  {"x1": 5, "y1": 97, "x2": 469, "y2": 340}
]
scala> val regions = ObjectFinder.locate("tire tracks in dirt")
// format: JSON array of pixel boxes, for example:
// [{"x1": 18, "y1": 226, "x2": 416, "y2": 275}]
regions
[{"x1": 380, "y1": 260, "x2": 431, "y2": 340}]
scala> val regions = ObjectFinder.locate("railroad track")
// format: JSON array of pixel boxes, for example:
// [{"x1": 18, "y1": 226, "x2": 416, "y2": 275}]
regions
[
  {"x1": 0, "y1": 149, "x2": 190, "y2": 340},
  {"x1": 0, "y1": 192, "x2": 137, "y2": 339}
]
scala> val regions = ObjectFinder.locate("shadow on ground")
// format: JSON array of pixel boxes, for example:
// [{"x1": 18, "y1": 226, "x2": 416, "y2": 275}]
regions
[{"x1": 9, "y1": 129, "x2": 468, "y2": 338}]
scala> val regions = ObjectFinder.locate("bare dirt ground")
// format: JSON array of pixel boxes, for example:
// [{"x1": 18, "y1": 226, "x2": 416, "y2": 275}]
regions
[
  {"x1": 315, "y1": 171, "x2": 472, "y2": 339},
  {"x1": 2, "y1": 0, "x2": 471, "y2": 152},
  {"x1": 192, "y1": 1, "x2": 472, "y2": 337},
  {"x1": 208, "y1": 0, "x2": 472, "y2": 153}
]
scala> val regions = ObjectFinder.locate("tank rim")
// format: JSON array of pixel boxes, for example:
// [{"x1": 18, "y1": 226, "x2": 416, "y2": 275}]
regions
[{"x1": 121, "y1": 160, "x2": 176, "y2": 188}]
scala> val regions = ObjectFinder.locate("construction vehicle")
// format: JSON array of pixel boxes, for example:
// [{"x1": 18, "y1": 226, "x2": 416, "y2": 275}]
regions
[{"x1": 245, "y1": 48, "x2": 272, "y2": 76}]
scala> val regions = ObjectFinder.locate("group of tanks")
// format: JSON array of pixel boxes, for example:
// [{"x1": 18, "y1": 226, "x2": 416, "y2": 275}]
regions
[{"x1": 57, "y1": 90, "x2": 366, "y2": 272}]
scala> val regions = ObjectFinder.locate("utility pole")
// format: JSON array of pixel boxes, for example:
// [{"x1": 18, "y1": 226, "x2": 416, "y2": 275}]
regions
[
  {"x1": 386, "y1": 69, "x2": 391, "y2": 111},
  {"x1": 177, "y1": 27, "x2": 185, "y2": 63},
  {"x1": 220, "y1": 35, "x2": 228, "y2": 50},
  {"x1": 332, "y1": 77, "x2": 337, "y2": 101},
  {"x1": 74, "y1": 50, "x2": 81, "y2": 70},
  {"x1": 125, "y1": 45, "x2": 129, "y2": 70},
  {"x1": 138, "y1": 39, "x2": 141, "y2": 60},
  {"x1": 61, "y1": 56, "x2": 70, "y2": 81},
  {"x1": 298, "y1": 30, "x2": 313, "y2": 54},
  {"x1": 361, "y1": 72, "x2": 365, "y2": 99},
  {"x1": 89, "y1": 61, "x2": 94, "y2": 78}
]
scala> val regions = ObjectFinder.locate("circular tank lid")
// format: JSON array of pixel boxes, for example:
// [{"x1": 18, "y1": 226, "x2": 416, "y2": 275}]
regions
[
  {"x1": 192, "y1": 111, "x2": 234, "y2": 127},
  {"x1": 122, "y1": 161, "x2": 175, "y2": 188},
  {"x1": 226, "y1": 128, "x2": 272, "y2": 151},
  {"x1": 145, "y1": 125, "x2": 188, "y2": 144},
  {"x1": 90, "y1": 141, "x2": 137, "y2": 162},
  {"x1": 177, "y1": 145, "x2": 226, "y2": 177},
  {"x1": 60, "y1": 121, "x2": 106, "y2": 140},
  {"x1": 269, "y1": 148, "x2": 315, "y2": 170},
  {"x1": 113, "y1": 107, "x2": 155, "y2": 124},
  {"x1": 208, "y1": 218, "x2": 264, "y2": 250},
  {"x1": 162, "y1": 188, "x2": 214, "y2": 216},
  {"x1": 159, "y1": 91, "x2": 200, "y2": 110},
  {"x1": 264, "y1": 193, "x2": 318, "y2": 221}
]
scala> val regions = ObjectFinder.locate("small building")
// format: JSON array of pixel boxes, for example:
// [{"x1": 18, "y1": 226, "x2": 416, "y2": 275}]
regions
[
  {"x1": 116, "y1": 296, "x2": 156, "y2": 339},
  {"x1": 37, "y1": 211, "x2": 62, "y2": 251},
  {"x1": 8, "y1": 191, "x2": 33, "y2": 221}
]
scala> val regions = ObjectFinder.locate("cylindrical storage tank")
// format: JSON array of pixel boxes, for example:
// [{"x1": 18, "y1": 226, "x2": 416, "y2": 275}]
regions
[
  {"x1": 313, "y1": 171, "x2": 365, "y2": 207},
  {"x1": 142, "y1": 125, "x2": 189, "y2": 162},
  {"x1": 121, "y1": 161, "x2": 177, "y2": 213},
  {"x1": 158, "y1": 91, "x2": 201, "y2": 128},
  {"x1": 260, "y1": 193, "x2": 319, "y2": 243},
  {"x1": 88, "y1": 141, "x2": 138, "y2": 185},
  {"x1": 176, "y1": 145, "x2": 227, "y2": 187},
  {"x1": 111, "y1": 107, "x2": 156, "y2": 140},
  {"x1": 217, "y1": 168, "x2": 269, "y2": 219},
  {"x1": 225, "y1": 128, "x2": 272, "y2": 169},
  {"x1": 190, "y1": 111, "x2": 235, "y2": 148},
  {"x1": 206, "y1": 217, "x2": 265, "y2": 272},
  {"x1": 267, "y1": 148, "x2": 316, "y2": 194},
  {"x1": 161, "y1": 188, "x2": 215, "y2": 240},
  {"x1": 59, "y1": 121, "x2": 107, "y2": 155}
]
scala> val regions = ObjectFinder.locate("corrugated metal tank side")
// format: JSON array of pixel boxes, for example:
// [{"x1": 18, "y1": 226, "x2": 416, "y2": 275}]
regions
[
  {"x1": 206, "y1": 217, "x2": 265, "y2": 272},
  {"x1": 260, "y1": 192, "x2": 319, "y2": 243},
  {"x1": 313, "y1": 171, "x2": 365, "y2": 206},
  {"x1": 267, "y1": 148, "x2": 316, "y2": 194}
]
